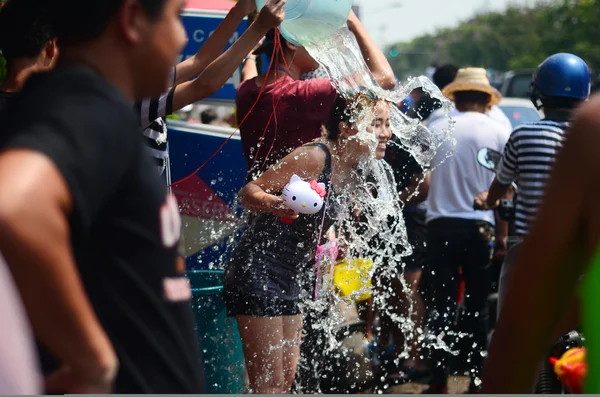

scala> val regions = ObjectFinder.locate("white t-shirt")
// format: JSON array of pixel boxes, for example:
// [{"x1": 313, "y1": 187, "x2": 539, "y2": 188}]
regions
[
  {"x1": 426, "y1": 111, "x2": 511, "y2": 225},
  {"x1": 426, "y1": 105, "x2": 512, "y2": 130},
  {"x1": 487, "y1": 105, "x2": 513, "y2": 130}
]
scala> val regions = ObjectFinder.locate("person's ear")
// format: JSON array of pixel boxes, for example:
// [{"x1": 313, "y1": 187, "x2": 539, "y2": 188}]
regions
[
  {"x1": 286, "y1": 41, "x2": 298, "y2": 52},
  {"x1": 42, "y1": 39, "x2": 59, "y2": 68},
  {"x1": 338, "y1": 121, "x2": 350, "y2": 138},
  {"x1": 118, "y1": 0, "x2": 151, "y2": 45},
  {"x1": 45, "y1": 40, "x2": 57, "y2": 58}
]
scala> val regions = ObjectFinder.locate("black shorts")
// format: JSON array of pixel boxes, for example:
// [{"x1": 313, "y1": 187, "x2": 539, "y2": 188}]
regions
[{"x1": 224, "y1": 289, "x2": 302, "y2": 317}]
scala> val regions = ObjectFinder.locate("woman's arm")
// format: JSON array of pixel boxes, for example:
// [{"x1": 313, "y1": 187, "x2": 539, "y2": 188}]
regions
[
  {"x1": 239, "y1": 145, "x2": 327, "y2": 218},
  {"x1": 481, "y1": 96, "x2": 600, "y2": 393},
  {"x1": 171, "y1": 0, "x2": 284, "y2": 112},
  {"x1": 347, "y1": 11, "x2": 396, "y2": 90},
  {"x1": 174, "y1": 0, "x2": 256, "y2": 85}
]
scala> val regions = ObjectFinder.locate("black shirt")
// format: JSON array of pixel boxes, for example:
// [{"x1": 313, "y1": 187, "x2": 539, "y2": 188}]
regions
[
  {"x1": 384, "y1": 136, "x2": 424, "y2": 193},
  {"x1": 0, "y1": 67, "x2": 204, "y2": 393},
  {"x1": 0, "y1": 90, "x2": 16, "y2": 113}
]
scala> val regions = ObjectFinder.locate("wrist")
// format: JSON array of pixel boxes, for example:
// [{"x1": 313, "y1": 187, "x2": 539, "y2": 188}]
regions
[
  {"x1": 230, "y1": 3, "x2": 248, "y2": 19},
  {"x1": 250, "y1": 18, "x2": 272, "y2": 36}
]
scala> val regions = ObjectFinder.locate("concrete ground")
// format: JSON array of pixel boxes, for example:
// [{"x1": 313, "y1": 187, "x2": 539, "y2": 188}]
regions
[{"x1": 385, "y1": 376, "x2": 471, "y2": 394}]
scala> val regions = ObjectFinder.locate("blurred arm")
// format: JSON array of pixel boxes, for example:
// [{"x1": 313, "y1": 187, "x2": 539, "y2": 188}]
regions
[{"x1": 0, "y1": 151, "x2": 117, "y2": 386}]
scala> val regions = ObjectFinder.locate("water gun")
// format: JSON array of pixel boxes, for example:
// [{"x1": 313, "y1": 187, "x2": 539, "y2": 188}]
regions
[
  {"x1": 549, "y1": 347, "x2": 587, "y2": 394},
  {"x1": 280, "y1": 175, "x2": 326, "y2": 224}
]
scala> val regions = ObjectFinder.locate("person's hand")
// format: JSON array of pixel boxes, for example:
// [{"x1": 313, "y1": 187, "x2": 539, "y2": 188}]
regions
[
  {"x1": 266, "y1": 195, "x2": 298, "y2": 219},
  {"x1": 336, "y1": 237, "x2": 348, "y2": 262},
  {"x1": 254, "y1": 0, "x2": 286, "y2": 32},
  {"x1": 494, "y1": 236, "x2": 508, "y2": 261},
  {"x1": 347, "y1": 9, "x2": 360, "y2": 29},
  {"x1": 473, "y1": 191, "x2": 497, "y2": 210},
  {"x1": 45, "y1": 364, "x2": 117, "y2": 394},
  {"x1": 233, "y1": 0, "x2": 257, "y2": 17}
]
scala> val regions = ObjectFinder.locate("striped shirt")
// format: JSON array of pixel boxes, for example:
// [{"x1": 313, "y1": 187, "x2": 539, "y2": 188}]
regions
[
  {"x1": 134, "y1": 67, "x2": 177, "y2": 175},
  {"x1": 135, "y1": 87, "x2": 175, "y2": 175},
  {"x1": 496, "y1": 114, "x2": 571, "y2": 236}
]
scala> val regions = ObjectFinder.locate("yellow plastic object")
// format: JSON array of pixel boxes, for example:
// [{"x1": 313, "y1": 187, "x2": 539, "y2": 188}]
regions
[{"x1": 333, "y1": 258, "x2": 374, "y2": 302}]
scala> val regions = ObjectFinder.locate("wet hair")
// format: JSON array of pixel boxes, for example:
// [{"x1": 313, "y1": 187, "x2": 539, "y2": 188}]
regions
[
  {"x1": 257, "y1": 29, "x2": 290, "y2": 59},
  {"x1": 453, "y1": 90, "x2": 491, "y2": 107},
  {"x1": 433, "y1": 64, "x2": 459, "y2": 90},
  {"x1": 201, "y1": 108, "x2": 219, "y2": 124},
  {"x1": 44, "y1": 0, "x2": 167, "y2": 46},
  {"x1": 326, "y1": 95, "x2": 353, "y2": 140},
  {"x1": 0, "y1": 0, "x2": 55, "y2": 62}
]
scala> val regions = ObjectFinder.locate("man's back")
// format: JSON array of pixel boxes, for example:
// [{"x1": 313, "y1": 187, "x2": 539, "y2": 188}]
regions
[
  {"x1": 0, "y1": 67, "x2": 204, "y2": 393},
  {"x1": 496, "y1": 116, "x2": 569, "y2": 236},
  {"x1": 427, "y1": 111, "x2": 511, "y2": 224}
]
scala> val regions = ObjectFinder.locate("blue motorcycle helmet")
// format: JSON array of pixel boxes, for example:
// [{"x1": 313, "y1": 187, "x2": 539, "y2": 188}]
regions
[{"x1": 529, "y1": 53, "x2": 591, "y2": 109}]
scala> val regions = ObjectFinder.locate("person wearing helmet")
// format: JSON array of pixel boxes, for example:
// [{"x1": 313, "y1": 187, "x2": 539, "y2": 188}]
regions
[
  {"x1": 474, "y1": 53, "x2": 591, "y2": 314},
  {"x1": 480, "y1": 92, "x2": 600, "y2": 394}
]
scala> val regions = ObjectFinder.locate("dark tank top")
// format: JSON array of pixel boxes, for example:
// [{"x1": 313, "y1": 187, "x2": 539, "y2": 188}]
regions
[{"x1": 224, "y1": 143, "x2": 333, "y2": 301}]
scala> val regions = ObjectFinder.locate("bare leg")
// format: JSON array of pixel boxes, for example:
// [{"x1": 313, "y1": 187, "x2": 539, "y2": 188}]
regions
[
  {"x1": 237, "y1": 315, "x2": 285, "y2": 394},
  {"x1": 282, "y1": 315, "x2": 303, "y2": 392}
]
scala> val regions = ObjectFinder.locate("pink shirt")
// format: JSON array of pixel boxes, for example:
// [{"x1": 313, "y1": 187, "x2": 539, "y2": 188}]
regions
[
  {"x1": 0, "y1": 253, "x2": 41, "y2": 394},
  {"x1": 236, "y1": 75, "x2": 337, "y2": 177}
]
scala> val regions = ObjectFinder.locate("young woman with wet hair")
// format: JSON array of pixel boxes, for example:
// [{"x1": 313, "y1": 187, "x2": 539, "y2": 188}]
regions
[{"x1": 224, "y1": 92, "x2": 393, "y2": 394}]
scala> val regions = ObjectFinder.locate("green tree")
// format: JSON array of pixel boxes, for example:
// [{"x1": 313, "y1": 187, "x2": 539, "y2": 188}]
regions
[{"x1": 387, "y1": 0, "x2": 600, "y2": 80}]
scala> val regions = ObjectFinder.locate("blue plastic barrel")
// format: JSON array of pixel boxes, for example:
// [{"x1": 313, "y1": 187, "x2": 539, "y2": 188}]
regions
[
  {"x1": 188, "y1": 270, "x2": 245, "y2": 394},
  {"x1": 255, "y1": 0, "x2": 353, "y2": 46}
]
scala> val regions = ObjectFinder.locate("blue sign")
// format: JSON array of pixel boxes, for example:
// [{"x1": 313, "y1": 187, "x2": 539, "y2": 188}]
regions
[
  {"x1": 180, "y1": 11, "x2": 249, "y2": 102},
  {"x1": 168, "y1": 121, "x2": 248, "y2": 270}
]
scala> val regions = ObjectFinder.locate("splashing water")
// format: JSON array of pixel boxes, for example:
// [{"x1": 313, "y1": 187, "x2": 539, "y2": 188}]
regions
[
  {"x1": 184, "y1": 24, "x2": 462, "y2": 394},
  {"x1": 279, "y1": 27, "x2": 459, "y2": 392}
]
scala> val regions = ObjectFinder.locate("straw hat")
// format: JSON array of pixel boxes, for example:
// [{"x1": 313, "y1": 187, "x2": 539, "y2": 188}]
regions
[{"x1": 442, "y1": 67, "x2": 502, "y2": 105}]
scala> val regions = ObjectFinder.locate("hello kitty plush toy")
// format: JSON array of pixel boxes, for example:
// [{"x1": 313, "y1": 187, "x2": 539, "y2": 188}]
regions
[{"x1": 280, "y1": 174, "x2": 327, "y2": 224}]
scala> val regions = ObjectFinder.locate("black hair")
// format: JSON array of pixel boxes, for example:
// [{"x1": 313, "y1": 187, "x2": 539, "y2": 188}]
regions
[
  {"x1": 433, "y1": 64, "x2": 459, "y2": 90},
  {"x1": 201, "y1": 108, "x2": 219, "y2": 124},
  {"x1": 45, "y1": 0, "x2": 167, "y2": 46},
  {"x1": 257, "y1": 29, "x2": 290, "y2": 59},
  {"x1": 540, "y1": 96, "x2": 582, "y2": 110},
  {"x1": 0, "y1": 0, "x2": 55, "y2": 62},
  {"x1": 453, "y1": 90, "x2": 491, "y2": 107},
  {"x1": 326, "y1": 95, "x2": 353, "y2": 140}
]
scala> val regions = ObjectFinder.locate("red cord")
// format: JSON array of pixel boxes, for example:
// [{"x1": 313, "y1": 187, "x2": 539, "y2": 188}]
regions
[
  {"x1": 260, "y1": 31, "x2": 292, "y2": 169},
  {"x1": 171, "y1": 29, "x2": 283, "y2": 188},
  {"x1": 247, "y1": 29, "x2": 288, "y2": 176}
]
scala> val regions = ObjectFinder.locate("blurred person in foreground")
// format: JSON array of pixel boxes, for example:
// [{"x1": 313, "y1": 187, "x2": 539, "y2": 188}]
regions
[
  {"x1": 0, "y1": 252, "x2": 41, "y2": 394},
  {"x1": 425, "y1": 67, "x2": 511, "y2": 393},
  {"x1": 0, "y1": 0, "x2": 57, "y2": 112},
  {"x1": 482, "y1": 92, "x2": 600, "y2": 394},
  {"x1": 0, "y1": 0, "x2": 204, "y2": 393}
]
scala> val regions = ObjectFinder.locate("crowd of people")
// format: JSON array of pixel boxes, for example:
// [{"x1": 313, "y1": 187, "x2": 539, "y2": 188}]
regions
[{"x1": 0, "y1": 0, "x2": 599, "y2": 394}]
